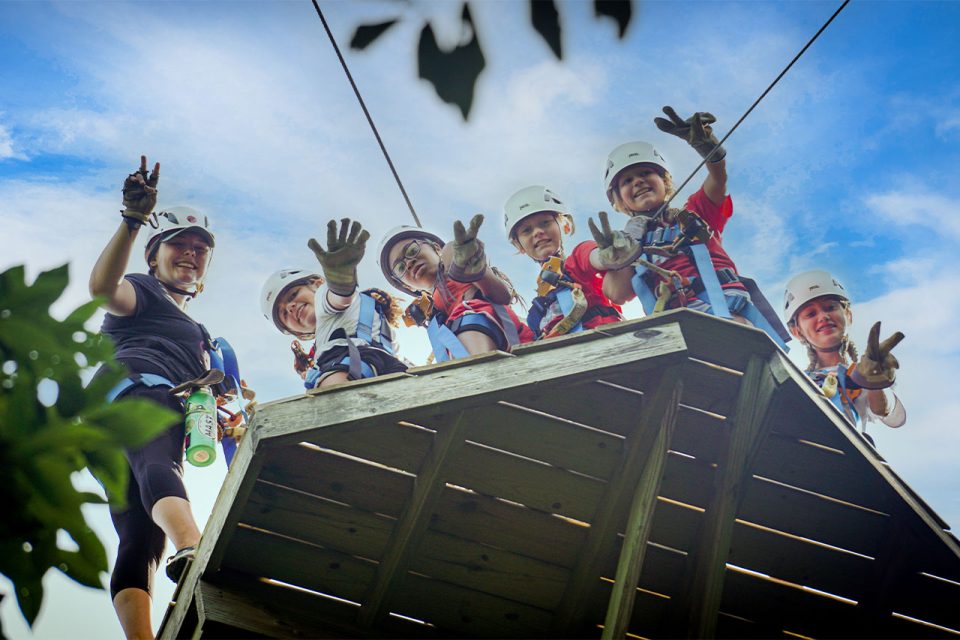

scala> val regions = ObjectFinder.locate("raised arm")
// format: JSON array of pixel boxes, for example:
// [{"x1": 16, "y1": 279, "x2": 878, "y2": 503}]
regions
[
  {"x1": 89, "y1": 155, "x2": 159, "y2": 316},
  {"x1": 308, "y1": 218, "x2": 370, "y2": 311},
  {"x1": 444, "y1": 214, "x2": 513, "y2": 305},
  {"x1": 654, "y1": 106, "x2": 728, "y2": 205}
]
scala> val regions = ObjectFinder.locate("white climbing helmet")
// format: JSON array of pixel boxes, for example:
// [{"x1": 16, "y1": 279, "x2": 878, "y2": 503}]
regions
[
  {"x1": 603, "y1": 141, "x2": 670, "y2": 205},
  {"x1": 503, "y1": 185, "x2": 571, "y2": 240},
  {"x1": 144, "y1": 206, "x2": 216, "y2": 262},
  {"x1": 782, "y1": 270, "x2": 850, "y2": 324},
  {"x1": 377, "y1": 225, "x2": 444, "y2": 295},
  {"x1": 260, "y1": 268, "x2": 323, "y2": 334}
]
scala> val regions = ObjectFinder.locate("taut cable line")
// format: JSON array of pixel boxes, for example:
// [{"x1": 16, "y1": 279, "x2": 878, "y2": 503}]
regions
[
  {"x1": 656, "y1": 0, "x2": 850, "y2": 221},
  {"x1": 311, "y1": 0, "x2": 423, "y2": 228}
]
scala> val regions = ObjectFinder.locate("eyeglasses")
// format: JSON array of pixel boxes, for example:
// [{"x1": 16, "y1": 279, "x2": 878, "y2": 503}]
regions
[{"x1": 391, "y1": 240, "x2": 423, "y2": 279}]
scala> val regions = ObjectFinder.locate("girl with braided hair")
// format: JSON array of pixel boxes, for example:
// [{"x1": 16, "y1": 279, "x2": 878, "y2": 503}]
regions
[
  {"x1": 783, "y1": 270, "x2": 907, "y2": 443},
  {"x1": 260, "y1": 218, "x2": 407, "y2": 389}
]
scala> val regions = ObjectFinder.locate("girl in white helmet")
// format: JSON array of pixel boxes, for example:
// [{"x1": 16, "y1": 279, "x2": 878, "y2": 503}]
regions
[
  {"x1": 783, "y1": 270, "x2": 906, "y2": 441},
  {"x1": 89, "y1": 156, "x2": 219, "y2": 639},
  {"x1": 503, "y1": 185, "x2": 629, "y2": 339},
  {"x1": 378, "y1": 215, "x2": 534, "y2": 361},
  {"x1": 600, "y1": 107, "x2": 789, "y2": 349},
  {"x1": 260, "y1": 218, "x2": 406, "y2": 388}
]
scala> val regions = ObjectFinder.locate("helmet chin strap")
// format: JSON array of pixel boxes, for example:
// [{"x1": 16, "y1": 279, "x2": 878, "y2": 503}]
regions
[{"x1": 157, "y1": 276, "x2": 201, "y2": 299}]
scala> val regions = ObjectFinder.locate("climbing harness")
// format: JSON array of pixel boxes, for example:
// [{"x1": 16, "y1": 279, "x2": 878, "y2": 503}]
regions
[
  {"x1": 526, "y1": 256, "x2": 620, "y2": 340},
  {"x1": 809, "y1": 364, "x2": 869, "y2": 440},
  {"x1": 304, "y1": 290, "x2": 397, "y2": 386},
  {"x1": 106, "y1": 334, "x2": 254, "y2": 468},
  {"x1": 403, "y1": 291, "x2": 519, "y2": 362}
]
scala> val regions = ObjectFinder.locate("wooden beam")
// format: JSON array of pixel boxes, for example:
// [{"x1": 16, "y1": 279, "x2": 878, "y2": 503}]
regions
[
  {"x1": 680, "y1": 352, "x2": 788, "y2": 638},
  {"x1": 254, "y1": 322, "x2": 689, "y2": 448},
  {"x1": 550, "y1": 366, "x2": 683, "y2": 636},
  {"x1": 601, "y1": 368, "x2": 684, "y2": 640},
  {"x1": 157, "y1": 426, "x2": 265, "y2": 639},
  {"x1": 356, "y1": 410, "x2": 469, "y2": 627}
]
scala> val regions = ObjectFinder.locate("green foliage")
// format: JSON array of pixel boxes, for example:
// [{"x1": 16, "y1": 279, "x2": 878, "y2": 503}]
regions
[
  {"x1": 348, "y1": 0, "x2": 634, "y2": 120},
  {"x1": 0, "y1": 264, "x2": 177, "y2": 627}
]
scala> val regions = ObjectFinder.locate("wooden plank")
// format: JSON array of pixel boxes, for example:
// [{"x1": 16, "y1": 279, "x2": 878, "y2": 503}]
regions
[
  {"x1": 303, "y1": 418, "x2": 434, "y2": 475},
  {"x1": 408, "y1": 529, "x2": 570, "y2": 610},
  {"x1": 196, "y1": 571, "x2": 430, "y2": 638},
  {"x1": 647, "y1": 497, "x2": 703, "y2": 553},
  {"x1": 258, "y1": 444, "x2": 412, "y2": 518},
  {"x1": 497, "y1": 378, "x2": 646, "y2": 438},
  {"x1": 603, "y1": 371, "x2": 682, "y2": 639},
  {"x1": 389, "y1": 572, "x2": 556, "y2": 638},
  {"x1": 550, "y1": 367, "x2": 682, "y2": 634},
  {"x1": 242, "y1": 481, "x2": 394, "y2": 561},
  {"x1": 719, "y1": 566, "x2": 861, "y2": 638},
  {"x1": 358, "y1": 411, "x2": 468, "y2": 626},
  {"x1": 752, "y1": 432, "x2": 892, "y2": 513},
  {"x1": 671, "y1": 405, "x2": 727, "y2": 464},
  {"x1": 739, "y1": 475, "x2": 890, "y2": 558},
  {"x1": 885, "y1": 569, "x2": 960, "y2": 633},
  {"x1": 158, "y1": 426, "x2": 264, "y2": 640},
  {"x1": 680, "y1": 353, "x2": 787, "y2": 638},
  {"x1": 222, "y1": 525, "x2": 377, "y2": 603},
  {"x1": 430, "y1": 487, "x2": 588, "y2": 568},
  {"x1": 254, "y1": 322, "x2": 689, "y2": 447},
  {"x1": 459, "y1": 400, "x2": 625, "y2": 480},
  {"x1": 728, "y1": 519, "x2": 876, "y2": 602},
  {"x1": 446, "y1": 441, "x2": 607, "y2": 523}
]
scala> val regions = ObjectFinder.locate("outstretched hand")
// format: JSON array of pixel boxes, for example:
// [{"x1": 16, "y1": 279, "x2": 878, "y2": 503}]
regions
[
  {"x1": 588, "y1": 210, "x2": 643, "y2": 270},
  {"x1": 850, "y1": 321, "x2": 905, "y2": 389},
  {"x1": 654, "y1": 106, "x2": 726, "y2": 162},
  {"x1": 121, "y1": 155, "x2": 160, "y2": 224},
  {"x1": 307, "y1": 218, "x2": 369, "y2": 296},
  {"x1": 448, "y1": 214, "x2": 488, "y2": 282}
]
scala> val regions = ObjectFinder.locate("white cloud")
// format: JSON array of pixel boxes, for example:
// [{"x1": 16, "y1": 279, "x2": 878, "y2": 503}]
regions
[
  {"x1": 0, "y1": 121, "x2": 24, "y2": 160},
  {"x1": 865, "y1": 189, "x2": 960, "y2": 238}
]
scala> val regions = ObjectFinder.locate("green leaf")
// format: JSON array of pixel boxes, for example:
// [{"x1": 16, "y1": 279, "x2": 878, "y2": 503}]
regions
[
  {"x1": 14, "y1": 572, "x2": 43, "y2": 627},
  {"x1": 594, "y1": 0, "x2": 633, "y2": 38},
  {"x1": 350, "y1": 18, "x2": 400, "y2": 50},
  {"x1": 417, "y1": 3, "x2": 486, "y2": 120},
  {"x1": 531, "y1": 0, "x2": 562, "y2": 59},
  {"x1": 81, "y1": 398, "x2": 179, "y2": 448}
]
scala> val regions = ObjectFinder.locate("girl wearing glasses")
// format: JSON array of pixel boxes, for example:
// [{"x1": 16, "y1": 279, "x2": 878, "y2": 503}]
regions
[
  {"x1": 260, "y1": 218, "x2": 407, "y2": 388},
  {"x1": 377, "y1": 215, "x2": 534, "y2": 361}
]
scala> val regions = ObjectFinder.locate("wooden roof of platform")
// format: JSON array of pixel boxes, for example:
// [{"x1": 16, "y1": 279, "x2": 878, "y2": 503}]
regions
[{"x1": 159, "y1": 310, "x2": 960, "y2": 639}]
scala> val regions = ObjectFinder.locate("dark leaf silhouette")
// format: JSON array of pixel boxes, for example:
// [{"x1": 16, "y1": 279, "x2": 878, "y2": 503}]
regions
[
  {"x1": 350, "y1": 18, "x2": 400, "y2": 50},
  {"x1": 595, "y1": 0, "x2": 633, "y2": 38},
  {"x1": 417, "y1": 3, "x2": 486, "y2": 120},
  {"x1": 531, "y1": 0, "x2": 562, "y2": 59}
]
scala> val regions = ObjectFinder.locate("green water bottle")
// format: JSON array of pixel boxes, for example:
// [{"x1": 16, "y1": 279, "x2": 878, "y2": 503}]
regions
[{"x1": 184, "y1": 385, "x2": 217, "y2": 467}]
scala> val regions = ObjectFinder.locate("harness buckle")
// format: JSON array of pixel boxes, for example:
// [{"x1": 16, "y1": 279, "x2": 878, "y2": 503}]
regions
[
  {"x1": 403, "y1": 292, "x2": 434, "y2": 328},
  {"x1": 536, "y1": 256, "x2": 564, "y2": 297}
]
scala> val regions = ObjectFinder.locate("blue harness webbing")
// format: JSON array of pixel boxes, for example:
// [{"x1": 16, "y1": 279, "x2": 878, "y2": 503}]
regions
[
  {"x1": 527, "y1": 286, "x2": 585, "y2": 339},
  {"x1": 427, "y1": 316, "x2": 471, "y2": 362},
  {"x1": 632, "y1": 223, "x2": 790, "y2": 351},
  {"x1": 106, "y1": 373, "x2": 175, "y2": 402},
  {"x1": 209, "y1": 337, "x2": 244, "y2": 467},
  {"x1": 305, "y1": 292, "x2": 395, "y2": 386}
]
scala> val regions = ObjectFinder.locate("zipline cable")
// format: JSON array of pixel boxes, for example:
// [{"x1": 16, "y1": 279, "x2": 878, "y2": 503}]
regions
[
  {"x1": 656, "y1": 0, "x2": 850, "y2": 221},
  {"x1": 311, "y1": 0, "x2": 423, "y2": 228}
]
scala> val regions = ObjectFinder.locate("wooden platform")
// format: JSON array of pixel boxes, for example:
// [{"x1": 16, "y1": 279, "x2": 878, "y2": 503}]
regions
[{"x1": 158, "y1": 310, "x2": 960, "y2": 639}]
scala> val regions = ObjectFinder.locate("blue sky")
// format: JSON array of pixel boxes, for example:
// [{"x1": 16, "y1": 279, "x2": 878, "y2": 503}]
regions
[{"x1": 2, "y1": 0, "x2": 959, "y2": 637}]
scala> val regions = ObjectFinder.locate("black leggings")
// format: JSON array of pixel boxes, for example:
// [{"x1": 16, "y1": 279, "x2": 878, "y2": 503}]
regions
[{"x1": 109, "y1": 384, "x2": 188, "y2": 598}]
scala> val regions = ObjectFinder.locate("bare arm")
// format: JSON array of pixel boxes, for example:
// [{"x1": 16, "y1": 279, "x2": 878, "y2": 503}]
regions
[
  {"x1": 89, "y1": 222, "x2": 140, "y2": 316},
  {"x1": 89, "y1": 156, "x2": 160, "y2": 316},
  {"x1": 602, "y1": 267, "x2": 637, "y2": 306},
  {"x1": 702, "y1": 157, "x2": 728, "y2": 205}
]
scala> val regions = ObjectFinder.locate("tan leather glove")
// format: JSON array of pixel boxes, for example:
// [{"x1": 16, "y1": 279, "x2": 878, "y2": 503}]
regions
[
  {"x1": 121, "y1": 155, "x2": 159, "y2": 225},
  {"x1": 654, "y1": 106, "x2": 727, "y2": 163},
  {"x1": 308, "y1": 218, "x2": 369, "y2": 296},
  {"x1": 589, "y1": 210, "x2": 643, "y2": 270},
  {"x1": 448, "y1": 214, "x2": 488, "y2": 282},
  {"x1": 850, "y1": 321, "x2": 905, "y2": 389}
]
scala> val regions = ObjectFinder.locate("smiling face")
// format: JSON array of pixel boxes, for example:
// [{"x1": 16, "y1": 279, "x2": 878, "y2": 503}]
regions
[
  {"x1": 387, "y1": 237, "x2": 441, "y2": 292},
  {"x1": 790, "y1": 296, "x2": 852, "y2": 354},
  {"x1": 275, "y1": 279, "x2": 322, "y2": 336},
  {"x1": 151, "y1": 230, "x2": 211, "y2": 289},
  {"x1": 615, "y1": 164, "x2": 668, "y2": 214},
  {"x1": 513, "y1": 212, "x2": 563, "y2": 262}
]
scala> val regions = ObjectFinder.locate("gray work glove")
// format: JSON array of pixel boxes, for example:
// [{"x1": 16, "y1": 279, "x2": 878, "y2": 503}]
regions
[
  {"x1": 588, "y1": 210, "x2": 643, "y2": 270},
  {"x1": 448, "y1": 214, "x2": 488, "y2": 282},
  {"x1": 654, "y1": 106, "x2": 727, "y2": 163},
  {"x1": 623, "y1": 214, "x2": 652, "y2": 242},
  {"x1": 850, "y1": 321, "x2": 905, "y2": 390},
  {"x1": 121, "y1": 155, "x2": 159, "y2": 225},
  {"x1": 308, "y1": 218, "x2": 369, "y2": 296}
]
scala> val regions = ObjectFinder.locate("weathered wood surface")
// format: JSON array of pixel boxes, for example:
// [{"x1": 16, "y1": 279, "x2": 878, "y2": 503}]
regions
[{"x1": 159, "y1": 311, "x2": 960, "y2": 640}]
